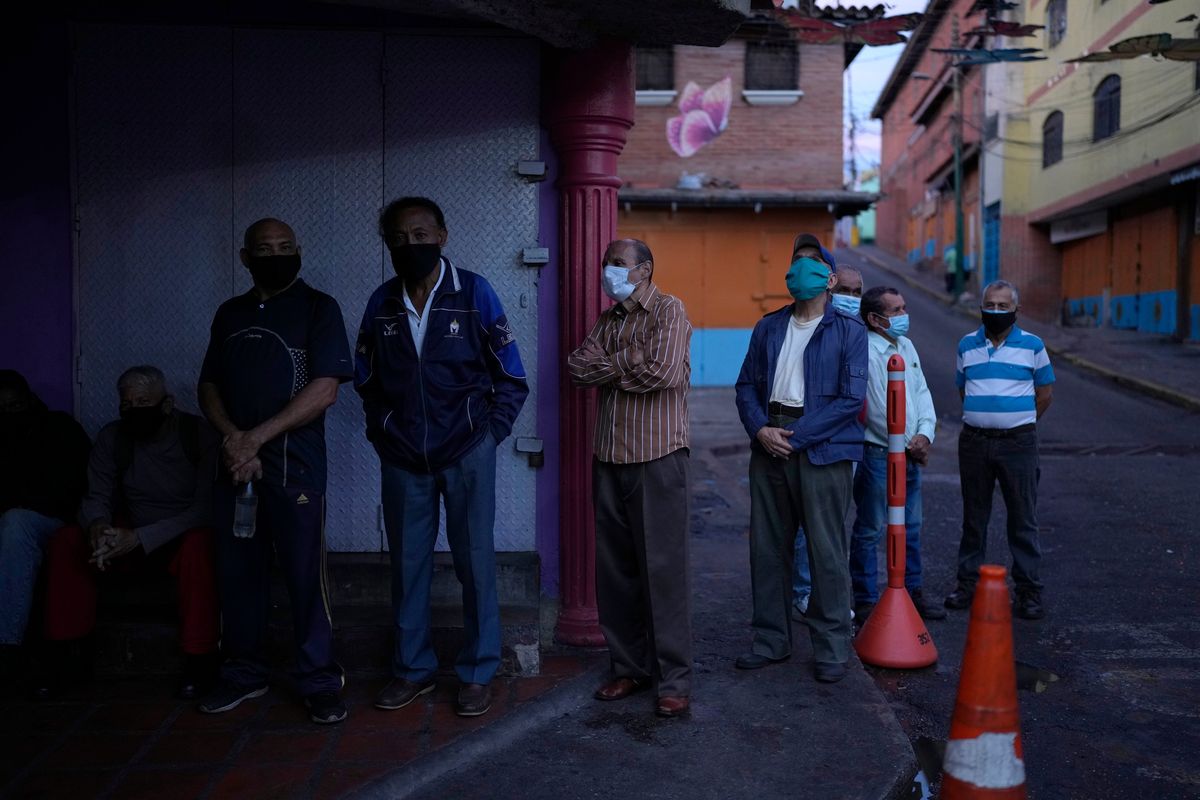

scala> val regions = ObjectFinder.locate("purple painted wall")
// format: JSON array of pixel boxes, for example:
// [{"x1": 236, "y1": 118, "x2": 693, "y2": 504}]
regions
[
  {"x1": 536, "y1": 127, "x2": 562, "y2": 598},
  {"x1": 0, "y1": 25, "x2": 75, "y2": 413}
]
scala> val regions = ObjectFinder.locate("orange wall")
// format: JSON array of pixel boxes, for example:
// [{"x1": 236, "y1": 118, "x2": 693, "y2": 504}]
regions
[
  {"x1": 619, "y1": 207, "x2": 834, "y2": 329},
  {"x1": 1061, "y1": 234, "x2": 1109, "y2": 298}
]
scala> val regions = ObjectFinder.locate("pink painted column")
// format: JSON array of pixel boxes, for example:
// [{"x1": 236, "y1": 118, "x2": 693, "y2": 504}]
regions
[{"x1": 546, "y1": 43, "x2": 635, "y2": 647}]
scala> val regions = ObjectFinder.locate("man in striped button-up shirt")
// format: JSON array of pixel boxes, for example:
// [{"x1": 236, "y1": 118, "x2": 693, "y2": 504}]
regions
[{"x1": 567, "y1": 238, "x2": 693, "y2": 719}]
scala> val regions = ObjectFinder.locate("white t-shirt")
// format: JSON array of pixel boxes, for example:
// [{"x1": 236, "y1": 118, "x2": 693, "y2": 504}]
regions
[
  {"x1": 403, "y1": 259, "x2": 445, "y2": 357},
  {"x1": 770, "y1": 314, "x2": 821, "y2": 406}
]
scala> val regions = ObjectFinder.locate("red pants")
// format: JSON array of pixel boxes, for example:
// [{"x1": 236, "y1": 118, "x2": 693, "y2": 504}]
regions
[{"x1": 43, "y1": 526, "x2": 219, "y2": 655}]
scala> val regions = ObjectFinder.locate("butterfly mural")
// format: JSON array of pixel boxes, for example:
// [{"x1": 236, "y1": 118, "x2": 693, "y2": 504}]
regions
[{"x1": 666, "y1": 76, "x2": 733, "y2": 158}]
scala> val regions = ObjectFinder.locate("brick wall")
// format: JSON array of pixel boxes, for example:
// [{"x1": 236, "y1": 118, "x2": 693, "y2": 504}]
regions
[{"x1": 620, "y1": 40, "x2": 844, "y2": 190}]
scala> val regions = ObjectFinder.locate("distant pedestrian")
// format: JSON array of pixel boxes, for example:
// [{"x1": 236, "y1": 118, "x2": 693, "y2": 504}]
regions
[
  {"x1": 568, "y1": 238, "x2": 694, "y2": 718},
  {"x1": 945, "y1": 280, "x2": 1054, "y2": 620},
  {"x1": 734, "y1": 233, "x2": 867, "y2": 683},
  {"x1": 849, "y1": 288, "x2": 945, "y2": 623}
]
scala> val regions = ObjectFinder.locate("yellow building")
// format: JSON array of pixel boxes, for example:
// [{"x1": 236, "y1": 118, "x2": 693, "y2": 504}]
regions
[{"x1": 990, "y1": 0, "x2": 1200, "y2": 339}]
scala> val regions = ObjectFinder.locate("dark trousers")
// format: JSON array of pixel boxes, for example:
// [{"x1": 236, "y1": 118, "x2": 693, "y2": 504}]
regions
[
  {"x1": 43, "y1": 525, "x2": 218, "y2": 655},
  {"x1": 593, "y1": 449, "x2": 693, "y2": 698},
  {"x1": 215, "y1": 482, "x2": 341, "y2": 695},
  {"x1": 748, "y1": 416, "x2": 854, "y2": 666},
  {"x1": 956, "y1": 425, "x2": 1043, "y2": 591}
]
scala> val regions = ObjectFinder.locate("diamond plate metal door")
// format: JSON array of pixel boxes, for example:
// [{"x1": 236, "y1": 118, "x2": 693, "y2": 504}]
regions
[
  {"x1": 74, "y1": 24, "x2": 233, "y2": 439},
  {"x1": 384, "y1": 35, "x2": 541, "y2": 552},
  {"x1": 232, "y1": 29, "x2": 385, "y2": 552}
]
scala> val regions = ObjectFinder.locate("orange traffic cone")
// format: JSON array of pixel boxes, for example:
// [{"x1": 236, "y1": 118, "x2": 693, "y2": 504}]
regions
[
  {"x1": 854, "y1": 353, "x2": 937, "y2": 669},
  {"x1": 941, "y1": 565, "x2": 1027, "y2": 799}
]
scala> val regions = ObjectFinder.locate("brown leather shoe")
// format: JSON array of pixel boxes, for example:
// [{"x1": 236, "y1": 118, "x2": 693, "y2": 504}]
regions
[
  {"x1": 456, "y1": 683, "x2": 492, "y2": 717},
  {"x1": 593, "y1": 677, "x2": 649, "y2": 701},
  {"x1": 655, "y1": 695, "x2": 690, "y2": 718}
]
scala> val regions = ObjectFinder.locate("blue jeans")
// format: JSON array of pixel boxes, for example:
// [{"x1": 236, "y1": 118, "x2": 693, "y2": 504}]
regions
[
  {"x1": 792, "y1": 529, "x2": 811, "y2": 606},
  {"x1": 849, "y1": 445, "x2": 924, "y2": 604},
  {"x1": 381, "y1": 433, "x2": 500, "y2": 685},
  {"x1": 0, "y1": 509, "x2": 64, "y2": 644}
]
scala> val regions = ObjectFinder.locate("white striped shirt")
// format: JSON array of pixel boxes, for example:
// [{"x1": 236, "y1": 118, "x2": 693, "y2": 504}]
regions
[
  {"x1": 956, "y1": 325, "x2": 1055, "y2": 429},
  {"x1": 567, "y1": 281, "x2": 691, "y2": 464}
]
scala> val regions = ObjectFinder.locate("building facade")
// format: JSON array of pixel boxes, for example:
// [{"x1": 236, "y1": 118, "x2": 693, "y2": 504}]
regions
[
  {"x1": 617, "y1": 15, "x2": 874, "y2": 385},
  {"x1": 875, "y1": 0, "x2": 1200, "y2": 335},
  {"x1": 873, "y1": 0, "x2": 986, "y2": 304}
]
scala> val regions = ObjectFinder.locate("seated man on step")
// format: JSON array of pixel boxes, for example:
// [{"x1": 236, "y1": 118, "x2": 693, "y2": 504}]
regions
[{"x1": 41, "y1": 366, "x2": 220, "y2": 698}]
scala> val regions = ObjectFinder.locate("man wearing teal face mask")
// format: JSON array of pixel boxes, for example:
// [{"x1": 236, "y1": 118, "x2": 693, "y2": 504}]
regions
[
  {"x1": 790, "y1": 266, "x2": 861, "y2": 618},
  {"x1": 734, "y1": 233, "x2": 868, "y2": 683}
]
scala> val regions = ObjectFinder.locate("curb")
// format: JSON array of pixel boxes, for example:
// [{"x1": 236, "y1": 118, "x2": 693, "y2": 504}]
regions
[
  {"x1": 349, "y1": 661, "x2": 608, "y2": 800},
  {"x1": 850, "y1": 248, "x2": 1200, "y2": 415}
]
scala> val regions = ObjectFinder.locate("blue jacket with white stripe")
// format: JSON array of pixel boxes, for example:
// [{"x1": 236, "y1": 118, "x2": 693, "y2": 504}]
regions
[
  {"x1": 354, "y1": 258, "x2": 529, "y2": 473},
  {"x1": 734, "y1": 301, "x2": 868, "y2": 465}
]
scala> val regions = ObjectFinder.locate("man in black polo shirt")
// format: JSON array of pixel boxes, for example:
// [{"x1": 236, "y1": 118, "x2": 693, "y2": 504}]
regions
[{"x1": 196, "y1": 218, "x2": 353, "y2": 724}]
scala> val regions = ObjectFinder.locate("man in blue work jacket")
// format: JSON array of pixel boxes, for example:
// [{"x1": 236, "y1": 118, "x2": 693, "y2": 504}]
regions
[
  {"x1": 734, "y1": 234, "x2": 868, "y2": 683},
  {"x1": 356, "y1": 197, "x2": 528, "y2": 718}
]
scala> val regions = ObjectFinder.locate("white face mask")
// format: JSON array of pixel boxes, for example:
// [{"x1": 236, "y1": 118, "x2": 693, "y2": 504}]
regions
[{"x1": 602, "y1": 263, "x2": 644, "y2": 302}]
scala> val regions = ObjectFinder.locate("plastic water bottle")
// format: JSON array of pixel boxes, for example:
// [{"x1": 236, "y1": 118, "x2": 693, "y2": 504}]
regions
[{"x1": 233, "y1": 481, "x2": 257, "y2": 539}]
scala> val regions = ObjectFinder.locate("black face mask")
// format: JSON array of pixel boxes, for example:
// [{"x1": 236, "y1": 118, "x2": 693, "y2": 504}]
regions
[
  {"x1": 120, "y1": 401, "x2": 167, "y2": 440},
  {"x1": 390, "y1": 244, "x2": 441, "y2": 282},
  {"x1": 246, "y1": 253, "x2": 302, "y2": 293},
  {"x1": 0, "y1": 410, "x2": 33, "y2": 436},
  {"x1": 981, "y1": 310, "x2": 1017, "y2": 337}
]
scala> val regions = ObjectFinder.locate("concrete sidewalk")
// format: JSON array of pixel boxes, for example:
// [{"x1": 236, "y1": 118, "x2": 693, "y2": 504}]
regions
[
  {"x1": 849, "y1": 244, "x2": 1200, "y2": 413},
  {"x1": 362, "y1": 388, "x2": 919, "y2": 800}
]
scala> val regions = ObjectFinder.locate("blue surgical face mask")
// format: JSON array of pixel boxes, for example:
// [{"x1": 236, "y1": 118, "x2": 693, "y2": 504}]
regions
[
  {"x1": 785, "y1": 257, "x2": 831, "y2": 302},
  {"x1": 602, "y1": 264, "x2": 642, "y2": 302},
  {"x1": 831, "y1": 293, "x2": 861, "y2": 316},
  {"x1": 883, "y1": 313, "x2": 910, "y2": 338}
]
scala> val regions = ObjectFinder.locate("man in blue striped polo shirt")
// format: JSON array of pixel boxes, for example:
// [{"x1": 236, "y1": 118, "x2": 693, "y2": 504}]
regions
[{"x1": 945, "y1": 280, "x2": 1055, "y2": 620}]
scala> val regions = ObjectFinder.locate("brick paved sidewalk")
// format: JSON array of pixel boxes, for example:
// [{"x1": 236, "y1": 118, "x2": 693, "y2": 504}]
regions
[{"x1": 0, "y1": 654, "x2": 594, "y2": 800}]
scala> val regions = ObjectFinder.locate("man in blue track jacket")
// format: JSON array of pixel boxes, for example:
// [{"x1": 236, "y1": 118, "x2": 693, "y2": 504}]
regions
[
  {"x1": 355, "y1": 197, "x2": 528, "y2": 717},
  {"x1": 733, "y1": 234, "x2": 868, "y2": 683}
]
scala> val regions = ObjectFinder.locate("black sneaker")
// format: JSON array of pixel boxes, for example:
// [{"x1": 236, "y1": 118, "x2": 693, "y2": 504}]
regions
[
  {"x1": 853, "y1": 602, "x2": 876, "y2": 626},
  {"x1": 944, "y1": 585, "x2": 975, "y2": 610},
  {"x1": 306, "y1": 690, "x2": 348, "y2": 724},
  {"x1": 910, "y1": 588, "x2": 947, "y2": 620},
  {"x1": 198, "y1": 681, "x2": 268, "y2": 714},
  {"x1": 1014, "y1": 589, "x2": 1045, "y2": 620}
]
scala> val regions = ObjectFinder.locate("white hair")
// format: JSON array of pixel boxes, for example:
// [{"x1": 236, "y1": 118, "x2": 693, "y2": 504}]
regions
[{"x1": 982, "y1": 280, "x2": 1019, "y2": 305}]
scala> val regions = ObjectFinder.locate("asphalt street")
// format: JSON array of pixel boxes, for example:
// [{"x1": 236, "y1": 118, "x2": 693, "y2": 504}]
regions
[
  {"x1": 405, "y1": 253, "x2": 1200, "y2": 800},
  {"x1": 838, "y1": 249, "x2": 1200, "y2": 800}
]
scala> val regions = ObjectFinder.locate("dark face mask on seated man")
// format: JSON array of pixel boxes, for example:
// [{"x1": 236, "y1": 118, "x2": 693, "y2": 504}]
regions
[{"x1": 120, "y1": 400, "x2": 167, "y2": 440}]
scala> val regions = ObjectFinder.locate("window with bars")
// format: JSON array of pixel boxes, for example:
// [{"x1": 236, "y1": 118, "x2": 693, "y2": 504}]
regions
[
  {"x1": 636, "y1": 46, "x2": 674, "y2": 91},
  {"x1": 1042, "y1": 111, "x2": 1063, "y2": 168},
  {"x1": 1093, "y1": 75, "x2": 1120, "y2": 142},
  {"x1": 744, "y1": 40, "x2": 799, "y2": 91},
  {"x1": 1046, "y1": 0, "x2": 1067, "y2": 47}
]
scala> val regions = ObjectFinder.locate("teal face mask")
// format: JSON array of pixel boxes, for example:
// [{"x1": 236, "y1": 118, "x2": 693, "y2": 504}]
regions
[{"x1": 786, "y1": 257, "x2": 831, "y2": 302}]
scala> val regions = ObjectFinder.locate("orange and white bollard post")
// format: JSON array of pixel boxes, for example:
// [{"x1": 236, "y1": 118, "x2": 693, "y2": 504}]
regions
[{"x1": 853, "y1": 353, "x2": 937, "y2": 669}]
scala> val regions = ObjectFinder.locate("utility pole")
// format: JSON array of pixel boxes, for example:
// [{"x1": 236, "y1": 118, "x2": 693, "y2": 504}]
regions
[
  {"x1": 952, "y1": 13, "x2": 966, "y2": 297},
  {"x1": 847, "y1": 66, "x2": 858, "y2": 186}
]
